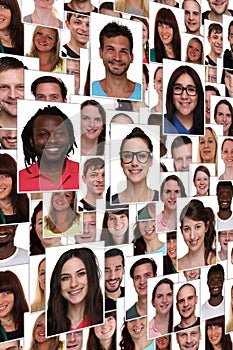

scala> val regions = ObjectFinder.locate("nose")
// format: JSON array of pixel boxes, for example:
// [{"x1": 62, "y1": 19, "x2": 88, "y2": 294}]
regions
[
  {"x1": 190, "y1": 228, "x2": 196, "y2": 240},
  {"x1": 83, "y1": 223, "x2": 89, "y2": 234},
  {"x1": 187, "y1": 332, "x2": 192, "y2": 343},
  {"x1": 70, "y1": 275, "x2": 78, "y2": 288},
  {"x1": 68, "y1": 333, "x2": 76, "y2": 342},
  {"x1": 96, "y1": 173, "x2": 104, "y2": 182},
  {"x1": 169, "y1": 239, "x2": 175, "y2": 248},
  {"x1": 109, "y1": 268, "x2": 116, "y2": 279},
  {"x1": 8, "y1": 87, "x2": 19, "y2": 99},
  {"x1": 113, "y1": 50, "x2": 121, "y2": 61}
]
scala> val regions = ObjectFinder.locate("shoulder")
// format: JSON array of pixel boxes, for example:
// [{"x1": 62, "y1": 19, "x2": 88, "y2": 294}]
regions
[
  {"x1": 92, "y1": 81, "x2": 106, "y2": 96},
  {"x1": 126, "y1": 303, "x2": 140, "y2": 319},
  {"x1": 150, "y1": 48, "x2": 156, "y2": 62},
  {"x1": 111, "y1": 193, "x2": 120, "y2": 204},
  {"x1": 23, "y1": 14, "x2": 32, "y2": 23},
  {"x1": 202, "y1": 10, "x2": 210, "y2": 24},
  {"x1": 130, "y1": 82, "x2": 142, "y2": 100}
]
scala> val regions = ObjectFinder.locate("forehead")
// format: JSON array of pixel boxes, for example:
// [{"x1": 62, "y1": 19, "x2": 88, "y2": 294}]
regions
[
  {"x1": 163, "y1": 179, "x2": 179, "y2": 190},
  {"x1": 105, "y1": 255, "x2": 123, "y2": 266},
  {"x1": 133, "y1": 262, "x2": 153, "y2": 276},
  {"x1": 183, "y1": 0, "x2": 200, "y2": 12},
  {"x1": 67, "y1": 59, "x2": 80, "y2": 70},
  {"x1": 36, "y1": 82, "x2": 62, "y2": 94},
  {"x1": 178, "y1": 285, "x2": 195, "y2": 298},
  {"x1": 83, "y1": 212, "x2": 96, "y2": 222},
  {"x1": 61, "y1": 257, "x2": 85, "y2": 272},
  {"x1": 208, "y1": 270, "x2": 224, "y2": 280},
  {"x1": 217, "y1": 185, "x2": 232, "y2": 194},
  {"x1": 0, "y1": 68, "x2": 24, "y2": 81},
  {"x1": 122, "y1": 137, "x2": 149, "y2": 151},
  {"x1": 102, "y1": 35, "x2": 131, "y2": 50},
  {"x1": 206, "y1": 90, "x2": 217, "y2": 97},
  {"x1": 156, "y1": 283, "x2": 172, "y2": 294},
  {"x1": 222, "y1": 140, "x2": 233, "y2": 149},
  {"x1": 86, "y1": 166, "x2": 104, "y2": 175},
  {"x1": 175, "y1": 73, "x2": 195, "y2": 85},
  {"x1": 36, "y1": 27, "x2": 56, "y2": 36},
  {"x1": 33, "y1": 114, "x2": 66, "y2": 129},
  {"x1": 173, "y1": 143, "x2": 192, "y2": 156},
  {"x1": 0, "y1": 341, "x2": 19, "y2": 350},
  {"x1": 70, "y1": 14, "x2": 89, "y2": 24}
]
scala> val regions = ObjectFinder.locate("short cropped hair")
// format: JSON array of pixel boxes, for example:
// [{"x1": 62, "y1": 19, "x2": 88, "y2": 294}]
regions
[
  {"x1": 176, "y1": 283, "x2": 196, "y2": 302},
  {"x1": 208, "y1": 23, "x2": 222, "y2": 36},
  {"x1": 31, "y1": 76, "x2": 68, "y2": 100},
  {"x1": 171, "y1": 136, "x2": 192, "y2": 157},
  {"x1": 0, "y1": 56, "x2": 24, "y2": 72},
  {"x1": 105, "y1": 248, "x2": 125, "y2": 267},
  {"x1": 99, "y1": 22, "x2": 133, "y2": 55},
  {"x1": 205, "y1": 85, "x2": 220, "y2": 95},
  {"x1": 83, "y1": 157, "x2": 104, "y2": 177},
  {"x1": 207, "y1": 263, "x2": 224, "y2": 281},
  {"x1": 130, "y1": 257, "x2": 157, "y2": 278},
  {"x1": 216, "y1": 181, "x2": 233, "y2": 195}
]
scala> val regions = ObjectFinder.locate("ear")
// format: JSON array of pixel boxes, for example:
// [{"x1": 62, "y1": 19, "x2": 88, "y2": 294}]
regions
[
  {"x1": 130, "y1": 53, "x2": 134, "y2": 64},
  {"x1": 207, "y1": 36, "x2": 211, "y2": 44},
  {"x1": 82, "y1": 175, "x2": 86, "y2": 184},
  {"x1": 65, "y1": 20, "x2": 70, "y2": 30},
  {"x1": 64, "y1": 98, "x2": 67, "y2": 103},
  {"x1": 99, "y1": 47, "x2": 103, "y2": 59},
  {"x1": 195, "y1": 295, "x2": 198, "y2": 304}
]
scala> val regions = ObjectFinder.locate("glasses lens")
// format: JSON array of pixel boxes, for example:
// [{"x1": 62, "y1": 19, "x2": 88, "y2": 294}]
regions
[
  {"x1": 187, "y1": 86, "x2": 197, "y2": 96},
  {"x1": 121, "y1": 152, "x2": 133, "y2": 163},
  {"x1": 137, "y1": 151, "x2": 149, "y2": 163},
  {"x1": 173, "y1": 85, "x2": 183, "y2": 94}
]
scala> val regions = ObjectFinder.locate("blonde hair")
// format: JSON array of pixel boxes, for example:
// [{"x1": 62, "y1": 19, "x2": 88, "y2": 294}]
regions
[
  {"x1": 45, "y1": 192, "x2": 80, "y2": 232},
  {"x1": 185, "y1": 37, "x2": 204, "y2": 65},
  {"x1": 198, "y1": 127, "x2": 218, "y2": 164},
  {"x1": 115, "y1": 0, "x2": 149, "y2": 17},
  {"x1": 27, "y1": 25, "x2": 63, "y2": 71},
  {"x1": 29, "y1": 312, "x2": 64, "y2": 350},
  {"x1": 31, "y1": 258, "x2": 45, "y2": 312}
]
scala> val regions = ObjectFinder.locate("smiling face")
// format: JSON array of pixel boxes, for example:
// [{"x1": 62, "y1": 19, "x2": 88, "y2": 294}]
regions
[
  {"x1": 30, "y1": 114, "x2": 70, "y2": 164},
  {"x1": 107, "y1": 213, "x2": 128, "y2": 242},
  {"x1": 60, "y1": 257, "x2": 88, "y2": 306},
  {"x1": 207, "y1": 324, "x2": 222, "y2": 347},
  {"x1": 34, "y1": 317, "x2": 47, "y2": 343},
  {"x1": 0, "y1": 4, "x2": 11, "y2": 31},
  {"x1": 176, "y1": 285, "x2": 198, "y2": 320},
  {"x1": 183, "y1": 0, "x2": 201, "y2": 35},
  {"x1": 99, "y1": 35, "x2": 133, "y2": 77},
  {"x1": 34, "y1": 28, "x2": 57, "y2": 53},
  {"x1": 221, "y1": 139, "x2": 233, "y2": 168},
  {"x1": 120, "y1": 137, "x2": 152, "y2": 184},
  {"x1": 66, "y1": 331, "x2": 83, "y2": 350},
  {"x1": 215, "y1": 103, "x2": 232, "y2": 135},
  {"x1": 167, "y1": 237, "x2": 177, "y2": 261},
  {"x1": 218, "y1": 230, "x2": 233, "y2": 254},
  {"x1": 38, "y1": 260, "x2": 45, "y2": 291},
  {"x1": 161, "y1": 179, "x2": 181, "y2": 211},
  {"x1": 82, "y1": 166, "x2": 105, "y2": 197},
  {"x1": 0, "y1": 291, "x2": 14, "y2": 318},
  {"x1": 138, "y1": 220, "x2": 157, "y2": 242},
  {"x1": 205, "y1": 90, "x2": 217, "y2": 123},
  {"x1": 66, "y1": 15, "x2": 89, "y2": 47},
  {"x1": 0, "y1": 129, "x2": 17, "y2": 149},
  {"x1": 207, "y1": 0, "x2": 229, "y2": 15},
  {"x1": 181, "y1": 217, "x2": 207, "y2": 254},
  {"x1": 225, "y1": 70, "x2": 233, "y2": 96},
  {"x1": 187, "y1": 41, "x2": 202, "y2": 63},
  {"x1": 0, "y1": 173, "x2": 12, "y2": 201},
  {"x1": 154, "y1": 68, "x2": 163, "y2": 98},
  {"x1": 81, "y1": 105, "x2": 104, "y2": 142},
  {"x1": 183, "y1": 268, "x2": 200, "y2": 281},
  {"x1": 153, "y1": 283, "x2": 173, "y2": 316},
  {"x1": 158, "y1": 22, "x2": 173, "y2": 46},
  {"x1": 207, "y1": 270, "x2": 224, "y2": 298},
  {"x1": 199, "y1": 129, "x2": 216, "y2": 163},
  {"x1": 176, "y1": 326, "x2": 201, "y2": 350},
  {"x1": 52, "y1": 191, "x2": 74, "y2": 211},
  {"x1": 173, "y1": 73, "x2": 198, "y2": 119},
  {"x1": 75, "y1": 212, "x2": 96, "y2": 243},
  {"x1": 0, "y1": 225, "x2": 16, "y2": 247},
  {"x1": 0, "y1": 68, "x2": 24, "y2": 118},
  {"x1": 105, "y1": 255, "x2": 124, "y2": 294},
  {"x1": 127, "y1": 317, "x2": 146, "y2": 341},
  {"x1": 217, "y1": 185, "x2": 233, "y2": 211},
  {"x1": 94, "y1": 315, "x2": 116, "y2": 341},
  {"x1": 194, "y1": 170, "x2": 209, "y2": 196},
  {"x1": 156, "y1": 336, "x2": 170, "y2": 350},
  {"x1": 208, "y1": 30, "x2": 222, "y2": 57},
  {"x1": 133, "y1": 263, "x2": 155, "y2": 297}
]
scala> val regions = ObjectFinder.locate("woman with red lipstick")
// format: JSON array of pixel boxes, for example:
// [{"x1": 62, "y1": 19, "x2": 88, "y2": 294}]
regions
[
  {"x1": 206, "y1": 316, "x2": 232, "y2": 350},
  {"x1": 156, "y1": 175, "x2": 186, "y2": 233},
  {"x1": 178, "y1": 199, "x2": 216, "y2": 270},
  {"x1": 219, "y1": 138, "x2": 233, "y2": 180},
  {"x1": 81, "y1": 99, "x2": 106, "y2": 156},
  {"x1": 0, "y1": 0, "x2": 23, "y2": 55},
  {"x1": 120, "y1": 317, "x2": 154, "y2": 350},
  {"x1": 86, "y1": 311, "x2": 116, "y2": 350},
  {"x1": 44, "y1": 191, "x2": 81, "y2": 236},
  {"x1": 193, "y1": 165, "x2": 210, "y2": 196},
  {"x1": 164, "y1": 65, "x2": 204, "y2": 135},
  {"x1": 47, "y1": 247, "x2": 103, "y2": 336},
  {"x1": 26, "y1": 25, "x2": 65, "y2": 72},
  {"x1": 29, "y1": 312, "x2": 64, "y2": 350},
  {"x1": 0, "y1": 270, "x2": 28, "y2": 341},
  {"x1": 148, "y1": 278, "x2": 173, "y2": 338},
  {"x1": 112, "y1": 127, "x2": 158, "y2": 204}
]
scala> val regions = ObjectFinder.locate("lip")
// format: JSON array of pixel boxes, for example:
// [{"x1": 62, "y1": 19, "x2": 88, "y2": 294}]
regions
[
  {"x1": 68, "y1": 288, "x2": 83, "y2": 296},
  {"x1": 189, "y1": 239, "x2": 199, "y2": 247}
]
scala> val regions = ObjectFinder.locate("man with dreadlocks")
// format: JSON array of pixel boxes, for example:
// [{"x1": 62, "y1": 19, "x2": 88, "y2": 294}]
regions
[{"x1": 18, "y1": 105, "x2": 79, "y2": 192}]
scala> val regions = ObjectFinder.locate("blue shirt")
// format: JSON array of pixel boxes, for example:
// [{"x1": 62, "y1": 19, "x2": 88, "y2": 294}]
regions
[
  {"x1": 164, "y1": 113, "x2": 194, "y2": 134},
  {"x1": 92, "y1": 80, "x2": 142, "y2": 100}
]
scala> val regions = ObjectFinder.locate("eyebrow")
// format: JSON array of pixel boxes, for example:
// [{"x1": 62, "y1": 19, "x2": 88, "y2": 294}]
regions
[{"x1": 61, "y1": 268, "x2": 86, "y2": 277}]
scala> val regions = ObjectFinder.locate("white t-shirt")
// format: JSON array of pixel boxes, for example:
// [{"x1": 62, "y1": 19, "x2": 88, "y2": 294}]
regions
[
  {"x1": 201, "y1": 298, "x2": 224, "y2": 320},
  {"x1": 0, "y1": 247, "x2": 29, "y2": 267}
]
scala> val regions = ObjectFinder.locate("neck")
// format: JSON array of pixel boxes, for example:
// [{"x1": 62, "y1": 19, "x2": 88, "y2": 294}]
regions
[
  {"x1": 123, "y1": 180, "x2": 152, "y2": 202},
  {"x1": 218, "y1": 209, "x2": 232, "y2": 220},
  {"x1": 0, "y1": 314, "x2": 15, "y2": 332},
  {"x1": 99, "y1": 338, "x2": 113, "y2": 350},
  {"x1": 67, "y1": 302, "x2": 85, "y2": 328},
  {"x1": 145, "y1": 236, "x2": 163, "y2": 252},
  {"x1": 179, "y1": 314, "x2": 197, "y2": 329},
  {"x1": 38, "y1": 158, "x2": 66, "y2": 184},
  {"x1": 208, "y1": 294, "x2": 223, "y2": 307},
  {"x1": 126, "y1": 0, "x2": 143, "y2": 9},
  {"x1": 37, "y1": 340, "x2": 52, "y2": 350},
  {"x1": 187, "y1": 29, "x2": 201, "y2": 36},
  {"x1": 208, "y1": 11, "x2": 224, "y2": 23},
  {"x1": 81, "y1": 135, "x2": 98, "y2": 156},
  {"x1": 0, "y1": 244, "x2": 16, "y2": 260},
  {"x1": 105, "y1": 287, "x2": 121, "y2": 300},
  {"x1": 218, "y1": 250, "x2": 227, "y2": 261},
  {"x1": 222, "y1": 168, "x2": 233, "y2": 180},
  {"x1": 209, "y1": 50, "x2": 221, "y2": 63},
  {"x1": 176, "y1": 111, "x2": 194, "y2": 130},
  {"x1": 84, "y1": 192, "x2": 103, "y2": 206},
  {"x1": 0, "y1": 199, "x2": 14, "y2": 215},
  {"x1": 134, "y1": 336, "x2": 152, "y2": 350},
  {"x1": 136, "y1": 295, "x2": 147, "y2": 316},
  {"x1": 68, "y1": 38, "x2": 87, "y2": 54}
]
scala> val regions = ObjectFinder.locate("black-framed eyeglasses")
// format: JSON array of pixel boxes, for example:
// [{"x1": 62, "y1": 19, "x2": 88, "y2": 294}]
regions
[
  {"x1": 120, "y1": 151, "x2": 152, "y2": 164},
  {"x1": 173, "y1": 84, "x2": 197, "y2": 96}
]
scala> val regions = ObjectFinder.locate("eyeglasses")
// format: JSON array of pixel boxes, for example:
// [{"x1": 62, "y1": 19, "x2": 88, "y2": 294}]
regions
[
  {"x1": 120, "y1": 151, "x2": 152, "y2": 164},
  {"x1": 173, "y1": 84, "x2": 197, "y2": 96}
]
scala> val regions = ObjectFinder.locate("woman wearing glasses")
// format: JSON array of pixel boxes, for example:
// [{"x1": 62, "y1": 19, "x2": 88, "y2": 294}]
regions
[
  {"x1": 112, "y1": 127, "x2": 158, "y2": 204},
  {"x1": 164, "y1": 65, "x2": 204, "y2": 135}
]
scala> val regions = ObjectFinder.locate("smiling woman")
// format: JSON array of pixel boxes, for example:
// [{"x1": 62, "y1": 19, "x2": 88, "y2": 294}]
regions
[
  {"x1": 205, "y1": 316, "x2": 232, "y2": 350},
  {"x1": 100, "y1": 209, "x2": 129, "y2": 245},
  {"x1": 47, "y1": 247, "x2": 103, "y2": 336},
  {"x1": 193, "y1": 165, "x2": 210, "y2": 196},
  {"x1": 219, "y1": 138, "x2": 233, "y2": 180},
  {"x1": 214, "y1": 99, "x2": 233, "y2": 136},
  {"x1": 120, "y1": 317, "x2": 154, "y2": 350}
]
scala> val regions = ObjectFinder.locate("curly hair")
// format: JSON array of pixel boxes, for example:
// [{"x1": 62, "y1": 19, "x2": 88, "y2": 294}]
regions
[{"x1": 47, "y1": 247, "x2": 103, "y2": 335}]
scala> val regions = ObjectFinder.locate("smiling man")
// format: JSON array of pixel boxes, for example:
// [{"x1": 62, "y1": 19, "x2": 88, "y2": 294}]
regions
[
  {"x1": 31, "y1": 76, "x2": 68, "y2": 102},
  {"x1": 171, "y1": 136, "x2": 192, "y2": 172},
  {"x1": 174, "y1": 283, "x2": 200, "y2": 332},
  {"x1": 19, "y1": 105, "x2": 79, "y2": 192},
  {"x1": 105, "y1": 248, "x2": 125, "y2": 311},
  {"x1": 62, "y1": 13, "x2": 89, "y2": 59},
  {"x1": 66, "y1": 331, "x2": 83, "y2": 350},
  {"x1": 92, "y1": 22, "x2": 141, "y2": 100},
  {"x1": 201, "y1": 264, "x2": 225, "y2": 320},
  {"x1": 0, "y1": 57, "x2": 24, "y2": 128},
  {"x1": 182, "y1": 0, "x2": 201, "y2": 36},
  {"x1": 0, "y1": 129, "x2": 17, "y2": 149},
  {"x1": 176, "y1": 326, "x2": 201, "y2": 350},
  {"x1": 202, "y1": 0, "x2": 233, "y2": 23},
  {"x1": 79, "y1": 157, "x2": 105, "y2": 211},
  {"x1": 126, "y1": 257, "x2": 157, "y2": 319},
  {"x1": 205, "y1": 23, "x2": 223, "y2": 66},
  {"x1": 217, "y1": 181, "x2": 233, "y2": 230}
]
